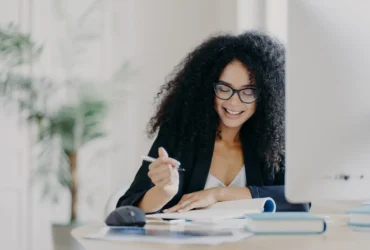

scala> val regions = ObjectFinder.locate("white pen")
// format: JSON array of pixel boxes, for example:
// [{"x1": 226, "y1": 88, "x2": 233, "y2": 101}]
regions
[{"x1": 140, "y1": 155, "x2": 185, "y2": 171}]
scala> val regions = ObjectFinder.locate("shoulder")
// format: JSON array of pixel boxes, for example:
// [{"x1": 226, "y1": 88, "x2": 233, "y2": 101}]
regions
[
  {"x1": 147, "y1": 125, "x2": 174, "y2": 157},
  {"x1": 151, "y1": 124, "x2": 186, "y2": 159}
]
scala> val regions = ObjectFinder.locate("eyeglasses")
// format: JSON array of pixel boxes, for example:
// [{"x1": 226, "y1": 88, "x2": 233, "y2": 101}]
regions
[{"x1": 213, "y1": 81, "x2": 259, "y2": 104}]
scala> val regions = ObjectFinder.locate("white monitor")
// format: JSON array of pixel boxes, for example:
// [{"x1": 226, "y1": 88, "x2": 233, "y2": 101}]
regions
[{"x1": 285, "y1": 0, "x2": 370, "y2": 202}]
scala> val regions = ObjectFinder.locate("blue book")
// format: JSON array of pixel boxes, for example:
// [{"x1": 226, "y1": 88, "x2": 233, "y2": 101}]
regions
[
  {"x1": 244, "y1": 212, "x2": 327, "y2": 234},
  {"x1": 347, "y1": 206, "x2": 370, "y2": 227}
]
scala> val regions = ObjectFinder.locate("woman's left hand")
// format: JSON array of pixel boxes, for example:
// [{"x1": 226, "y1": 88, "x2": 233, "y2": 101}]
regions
[{"x1": 164, "y1": 187, "x2": 222, "y2": 213}]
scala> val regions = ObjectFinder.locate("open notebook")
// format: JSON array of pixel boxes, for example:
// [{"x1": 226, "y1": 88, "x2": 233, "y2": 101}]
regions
[{"x1": 146, "y1": 198, "x2": 276, "y2": 222}]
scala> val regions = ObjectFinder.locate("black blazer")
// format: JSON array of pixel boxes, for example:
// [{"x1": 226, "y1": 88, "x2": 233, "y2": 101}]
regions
[{"x1": 117, "y1": 126, "x2": 310, "y2": 212}]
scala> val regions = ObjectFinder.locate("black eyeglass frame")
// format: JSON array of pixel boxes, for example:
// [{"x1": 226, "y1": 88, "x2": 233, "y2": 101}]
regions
[{"x1": 213, "y1": 81, "x2": 259, "y2": 104}]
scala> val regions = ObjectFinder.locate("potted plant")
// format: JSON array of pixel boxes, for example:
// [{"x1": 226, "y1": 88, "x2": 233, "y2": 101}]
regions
[
  {"x1": 31, "y1": 81, "x2": 109, "y2": 224},
  {"x1": 0, "y1": 24, "x2": 113, "y2": 225}
]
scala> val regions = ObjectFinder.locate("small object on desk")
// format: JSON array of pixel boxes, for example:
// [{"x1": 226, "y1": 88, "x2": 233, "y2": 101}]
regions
[
  {"x1": 347, "y1": 206, "x2": 370, "y2": 227},
  {"x1": 105, "y1": 206, "x2": 146, "y2": 227},
  {"x1": 244, "y1": 212, "x2": 327, "y2": 234},
  {"x1": 140, "y1": 155, "x2": 185, "y2": 171}
]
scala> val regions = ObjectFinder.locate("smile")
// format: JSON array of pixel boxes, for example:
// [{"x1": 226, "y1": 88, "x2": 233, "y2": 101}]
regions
[{"x1": 224, "y1": 108, "x2": 244, "y2": 115}]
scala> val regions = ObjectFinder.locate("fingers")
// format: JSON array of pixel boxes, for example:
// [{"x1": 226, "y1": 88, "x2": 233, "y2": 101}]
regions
[
  {"x1": 148, "y1": 155, "x2": 181, "y2": 171},
  {"x1": 147, "y1": 147, "x2": 181, "y2": 187},
  {"x1": 149, "y1": 147, "x2": 181, "y2": 169},
  {"x1": 165, "y1": 198, "x2": 195, "y2": 213},
  {"x1": 158, "y1": 147, "x2": 168, "y2": 158},
  {"x1": 149, "y1": 164, "x2": 179, "y2": 186},
  {"x1": 149, "y1": 164, "x2": 171, "y2": 175},
  {"x1": 156, "y1": 171, "x2": 177, "y2": 187},
  {"x1": 157, "y1": 147, "x2": 181, "y2": 166},
  {"x1": 177, "y1": 193, "x2": 193, "y2": 204},
  {"x1": 181, "y1": 201, "x2": 199, "y2": 212},
  {"x1": 149, "y1": 168, "x2": 171, "y2": 184},
  {"x1": 148, "y1": 164, "x2": 171, "y2": 183},
  {"x1": 164, "y1": 193, "x2": 195, "y2": 213},
  {"x1": 156, "y1": 176, "x2": 171, "y2": 187}
]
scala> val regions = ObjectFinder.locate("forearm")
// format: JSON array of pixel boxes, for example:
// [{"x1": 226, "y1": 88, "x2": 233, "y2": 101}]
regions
[
  {"x1": 138, "y1": 186, "x2": 174, "y2": 213},
  {"x1": 216, "y1": 186, "x2": 252, "y2": 202}
]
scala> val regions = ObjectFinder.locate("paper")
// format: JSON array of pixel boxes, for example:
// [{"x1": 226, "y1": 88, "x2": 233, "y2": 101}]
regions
[
  {"x1": 146, "y1": 218, "x2": 187, "y2": 225},
  {"x1": 148, "y1": 209, "x2": 255, "y2": 221},
  {"x1": 146, "y1": 198, "x2": 275, "y2": 222},
  {"x1": 185, "y1": 219, "x2": 248, "y2": 230},
  {"x1": 84, "y1": 227, "x2": 252, "y2": 245}
]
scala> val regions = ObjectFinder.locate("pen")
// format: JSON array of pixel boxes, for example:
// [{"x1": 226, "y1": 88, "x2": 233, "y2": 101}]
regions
[{"x1": 140, "y1": 155, "x2": 185, "y2": 171}]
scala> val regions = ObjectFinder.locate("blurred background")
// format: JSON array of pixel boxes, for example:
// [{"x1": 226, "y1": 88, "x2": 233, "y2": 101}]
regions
[{"x1": 0, "y1": 0, "x2": 287, "y2": 249}]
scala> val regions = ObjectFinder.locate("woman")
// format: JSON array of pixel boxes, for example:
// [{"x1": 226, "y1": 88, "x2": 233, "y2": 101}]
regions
[{"x1": 117, "y1": 31, "x2": 309, "y2": 213}]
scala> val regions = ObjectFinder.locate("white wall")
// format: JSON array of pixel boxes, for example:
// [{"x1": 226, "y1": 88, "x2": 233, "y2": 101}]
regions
[
  {"x1": 265, "y1": 0, "x2": 287, "y2": 43},
  {"x1": 237, "y1": 0, "x2": 287, "y2": 42},
  {"x1": 0, "y1": 0, "x2": 53, "y2": 249}
]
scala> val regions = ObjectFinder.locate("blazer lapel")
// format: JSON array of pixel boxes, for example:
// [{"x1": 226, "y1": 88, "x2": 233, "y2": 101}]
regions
[
  {"x1": 242, "y1": 133, "x2": 264, "y2": 186},
  {"x1": 184, "y1": 126, "x2": 264, "y2": 194},
  {"x1": 185, "y1": 134, "x2": 215, "y2": 194}
]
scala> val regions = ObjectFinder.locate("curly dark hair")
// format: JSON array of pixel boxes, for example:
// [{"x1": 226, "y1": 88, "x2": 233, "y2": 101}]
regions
[{"x1": 148, "y1": 31, "x2": 286, "y2": 172}]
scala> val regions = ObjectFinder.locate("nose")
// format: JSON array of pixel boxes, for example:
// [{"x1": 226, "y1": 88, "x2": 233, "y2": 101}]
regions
[{"x1": 228, "y1": 92, "x2": 242, "y2": 105}]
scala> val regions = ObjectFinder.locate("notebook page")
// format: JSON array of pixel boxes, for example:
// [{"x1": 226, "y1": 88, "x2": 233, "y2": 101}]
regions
[
  {"x1": 146, "y1": 198, "x2": 273, "y2": 221},
  {"x1": 209, "y1": 198, "x2": 273, "y2": 212},
  {"x1": 146, "y1": 209, "x2": 255, "y2": 221}
]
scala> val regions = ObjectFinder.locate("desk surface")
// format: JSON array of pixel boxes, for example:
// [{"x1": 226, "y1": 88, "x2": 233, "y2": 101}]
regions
[{"x1": 71, "y1": 214, "x2": 370, "y2": 250}]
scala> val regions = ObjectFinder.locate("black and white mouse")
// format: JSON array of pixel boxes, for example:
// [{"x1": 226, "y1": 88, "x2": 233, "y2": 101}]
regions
[{"x1": 105, "y1": 206, "x2": 146, "y2": 227}]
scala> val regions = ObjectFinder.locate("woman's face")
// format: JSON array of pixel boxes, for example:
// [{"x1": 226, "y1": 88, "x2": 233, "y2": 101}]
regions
[{"x1": 214, "y1": 60, "x2": 257, "y2": 129}]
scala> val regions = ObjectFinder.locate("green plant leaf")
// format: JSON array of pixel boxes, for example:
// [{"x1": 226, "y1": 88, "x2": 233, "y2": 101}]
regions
[{"x1": 0, "y1": 23, "x2": 43, "y2": 67}]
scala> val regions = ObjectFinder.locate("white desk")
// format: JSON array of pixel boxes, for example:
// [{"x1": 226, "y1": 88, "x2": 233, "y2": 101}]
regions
[{"x1": 71, "y1": 214, "x2": 370, "y2": 250}]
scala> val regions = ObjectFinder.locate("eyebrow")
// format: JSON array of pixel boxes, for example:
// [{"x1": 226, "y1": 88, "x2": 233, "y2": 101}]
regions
[{"x1": 219, "y1": 80, "x2": 255, "y2": 88}]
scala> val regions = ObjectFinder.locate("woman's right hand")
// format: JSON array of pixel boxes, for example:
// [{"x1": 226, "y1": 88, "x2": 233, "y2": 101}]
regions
[{"x1": 147, "y1": 147, "x2": 181, "y2": 198}]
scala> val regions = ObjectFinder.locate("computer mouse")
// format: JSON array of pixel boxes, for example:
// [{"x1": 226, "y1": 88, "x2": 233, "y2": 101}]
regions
[{"x1": 105, "y1": 206, "x2": 146, "y2": 227}]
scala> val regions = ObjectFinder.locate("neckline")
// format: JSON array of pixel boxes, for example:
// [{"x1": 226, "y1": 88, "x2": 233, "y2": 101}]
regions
[{"x1": 209, "y1": 165, "x2": 245, "y2": 187}]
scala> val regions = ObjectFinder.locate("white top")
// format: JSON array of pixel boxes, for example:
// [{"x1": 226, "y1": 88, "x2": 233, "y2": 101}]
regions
[{"x1": 204, "y1": 165, "x2": 246, "y2": 189}]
